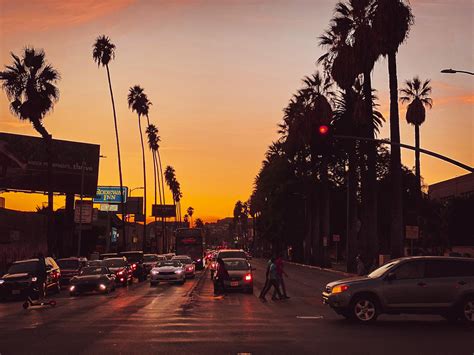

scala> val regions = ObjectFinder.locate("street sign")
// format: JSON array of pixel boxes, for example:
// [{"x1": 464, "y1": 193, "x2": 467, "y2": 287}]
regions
[
  {"x1": 99, "y1": 204, "x2": 118, "y2": 212},
  {"x1": 152, "y1": 204, "x2": 176, "y2": 218},
  {"x1": 74, "y1": 200, "x2": 93, "y2": 224},
  {"x1": 332, "y1": 234, "x2": 341, "y2": 242},
  {"x1": 93, "y1": 186, "x2": 128, "y2": 204},
  {"x1": 405, "y1": 225, "x2": 419, "y2": 240}
]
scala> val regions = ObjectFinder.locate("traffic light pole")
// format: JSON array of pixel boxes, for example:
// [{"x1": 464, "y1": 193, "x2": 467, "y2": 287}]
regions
[{"x1": 334, "y1": 135, "x2": 474, "y2": 173}]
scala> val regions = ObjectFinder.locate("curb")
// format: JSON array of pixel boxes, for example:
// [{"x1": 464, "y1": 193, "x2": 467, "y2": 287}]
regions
[{"x1": 283, "y1": 260, "x2": 356, "y2": 278}]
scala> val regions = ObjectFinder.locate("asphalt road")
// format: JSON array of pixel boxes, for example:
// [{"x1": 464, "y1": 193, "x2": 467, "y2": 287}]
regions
[{"x1": 0, "y1": 260, "x2": 471, "y2": 355}]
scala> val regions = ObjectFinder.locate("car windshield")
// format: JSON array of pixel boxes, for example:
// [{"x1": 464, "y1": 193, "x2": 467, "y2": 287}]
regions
[
  {"x1": 219, "y1": 251, "x2": 246, "y2": 259},
  {"x1": 158, "y1": 261, "x2": 181, "y2": 267},
  {"x1": 368, "y1": 260, "x2": 401, "y2": 278},
  {"x1": 103, "y1": 259, "x2": 126, "y2": 267},
  {"x1": 120, "y1": 253, "x2": 142, "y2": 263},
  {"x1": 57, "y1": 259, "x2": 80, "y2": 269},
  {"x1": 144, "y1": 255, "x2": 159, "y2": 262},
  {"x1": 80, "y1": 267, "x2": 106, "y2": 275},
  {"x1": 224, "y1": 260, "x2": 249, "y2": 270},
  {"x1": 8, "y1": 261, "x2": 38, "y2": 274}
]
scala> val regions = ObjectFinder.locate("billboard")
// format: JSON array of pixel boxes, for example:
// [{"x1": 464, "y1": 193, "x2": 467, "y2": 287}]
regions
[
  {"x1": 152, "y1": 204, "x2": 176, "y2": 218},
  {"x1": 74, "y1": 200, "x2": 93, "y2": 224},
  {"x1": 0, "y1": 133, "x2": 100, "y2": 195},
  {"x1": 93, "y1": 186, "x2": 128, "y2": 204}
]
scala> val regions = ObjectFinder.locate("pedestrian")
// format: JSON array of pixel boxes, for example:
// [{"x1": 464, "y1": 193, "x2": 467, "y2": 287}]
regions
[
  {"x1": 272, "y1": 254, "x2": 289, "y2": 299},
  {"x1": 356, "y1": 255, "x2": 366, "y2": 276},
  {"x1": 259, "y1": 257, "x2": 283, "y2": 302},
  {"x1": 258, "y1": 257, "x2": 272, "y2": 299},
  {"x1": 214, "y1": 258, "x2": 229, "y2": 295}
]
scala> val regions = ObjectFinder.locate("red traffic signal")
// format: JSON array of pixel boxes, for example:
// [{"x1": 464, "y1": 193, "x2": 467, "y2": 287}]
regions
[{"x1": 318, "y1": 125, "x2": 329, "y2": 135}]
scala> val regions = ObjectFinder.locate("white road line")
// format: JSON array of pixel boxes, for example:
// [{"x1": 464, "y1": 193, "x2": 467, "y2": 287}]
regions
[{"x1": 296, "y1": 315, "x2": 324, "y2": 319}]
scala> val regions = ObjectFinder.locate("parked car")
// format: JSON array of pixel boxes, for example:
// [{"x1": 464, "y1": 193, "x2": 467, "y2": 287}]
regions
[
  {"x1": 119, "y1": 251, "x2": 146, "y2": 281},
  {"x1": 100, "y1": 253, "x2": 118, "y2": 260},
  {"x1": 0, "y1": 257, "x2": 61, "y2": 300},
  {"x1": 215, "y1": 258, "x2": 253, "y2": 294},
  {"x1": 322, "y1": 256, "x2": 474, "y2": 323},
  {"x1": 87, "y1": 260, "x2": 103, "y2": 267},
  {"x1": 143, "y1": 254, "x2": 166, "y2": 274},
  {"x1": 150, "y1": 260, "x2": 186, "y2": 286},
  {"x1": 102, "y1": 257, "x2": 132, "y2": 286},
  {"x1": 217, "y1": 249, "x2": 249, "y2": 261},
  {"x1": 164, "y1": 253, "x2": 176, "y2": 261},
  {"x1": 172, "y1": 255, "x2": 195, "y2": 278},
  {"x1": 69, "y1": 266, "x2": 116, "y2": 296},
  {"x1": 57, "y1": 257, "x2": 87, "y2": 287}
]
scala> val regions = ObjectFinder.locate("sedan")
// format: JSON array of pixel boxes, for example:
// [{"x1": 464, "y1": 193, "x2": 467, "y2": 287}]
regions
[
  {"x1": 102, "y1": 257, "x2": 133, "y2": 286},
  {"x1": 69, "y1": 266, "x2": 115, "y2": 296},
  {"x1": 150, "y1": 261, "x2": 186, "y2": 286},
  {"x1": 172, "y1": 256, "x2": 195, "y2": 278},
  {"x1": 218, "y1": 258, "x2": 254, "y2": 294}
]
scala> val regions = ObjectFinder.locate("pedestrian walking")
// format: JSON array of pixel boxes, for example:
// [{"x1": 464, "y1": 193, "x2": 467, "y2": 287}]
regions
[
  {"x1": 214, "y1": 258, "x2": 229, "y2": 295},
  {"x1": 272, "y1": 254, "x2": 289, "y2": 299},
  {"x1": 259, "y1": 258, "x2": 283, "y2": 302},
  {"x1": 258, "y1": 257, "x2": 272, "y2": 298}
]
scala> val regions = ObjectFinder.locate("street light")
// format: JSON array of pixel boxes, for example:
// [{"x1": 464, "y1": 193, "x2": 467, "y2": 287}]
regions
[
  {"x1": 441, "y1": 68, "x2": 474, "y2": 76},
  {"x1": 129, "y1": 186, "x2": 144, "y2": 197}
]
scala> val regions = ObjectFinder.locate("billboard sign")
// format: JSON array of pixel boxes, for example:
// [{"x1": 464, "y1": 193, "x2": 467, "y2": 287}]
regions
[
  {"x1": 74, "y1": 200, "x2": 93, "y2": 224},
  {"x1": 0, "y1": 132, "x2": 100, "y2": 195},
  {"x1": 93, "y1": 186, "x2": 128, "y2": 204},
  {"x1": 99, "y1": 204, "x2": 119, "y2": 212},
  {"x1": 152, "y1": 204, "x2": 176, "y2": 218}
]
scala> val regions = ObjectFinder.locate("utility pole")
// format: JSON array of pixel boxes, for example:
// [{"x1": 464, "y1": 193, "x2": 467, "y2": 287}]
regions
[{"x1": 77, "y1": 159, "x2": 85, "y2": 257}]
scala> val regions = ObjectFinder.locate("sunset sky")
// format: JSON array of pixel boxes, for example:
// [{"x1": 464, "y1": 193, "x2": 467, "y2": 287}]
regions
[{"x1": 0, "y1": 0, "x2": 473, "y2": 222}]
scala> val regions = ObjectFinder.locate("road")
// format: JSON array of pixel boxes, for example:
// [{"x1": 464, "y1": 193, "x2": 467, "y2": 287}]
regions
[{"x1": 0, "y1": 259, "x2": 471, "y2": 355}]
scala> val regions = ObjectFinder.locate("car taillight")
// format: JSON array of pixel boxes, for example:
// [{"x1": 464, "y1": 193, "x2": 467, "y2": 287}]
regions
[
  {"x1": 118, "y1": 270, "x2": 124, "y2": 276},
  {"x1": 132, "y1": 264, "x2": 137, "y2": 270},
  {"x1": 245, "y1": 274, "x2": 252, "y2": 281}
]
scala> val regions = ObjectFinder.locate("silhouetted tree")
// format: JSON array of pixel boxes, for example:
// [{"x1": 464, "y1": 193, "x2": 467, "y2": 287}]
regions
[{"x1": 187, "y1": 207, "x2": 194, "y2": 227}]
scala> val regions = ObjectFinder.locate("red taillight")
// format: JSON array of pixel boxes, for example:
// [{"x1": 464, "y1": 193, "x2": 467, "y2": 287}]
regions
[
  {"x1": 132, "y1": 263, "x2": 137, "y2": 270},
  {"x1": 118, "y1": 270, "x2": 124, "y2": 276},
  {"x1": 245, "y1": 274, "x2": 252, "y2": 281}
]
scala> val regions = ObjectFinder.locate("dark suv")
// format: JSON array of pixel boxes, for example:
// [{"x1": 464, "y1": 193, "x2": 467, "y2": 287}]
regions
[
  {"x1": 119, "y1": 251, "x2": 146, "y2": 282},
  {"x1": 57, "y1": 257, "x2": 87, "y2": 286},
  {"x1": 0, "y1": 257, "x2": 61, "y2": 300},
  {"x1": 323, "y1": 256, "x2": 474, "y2": 323}
]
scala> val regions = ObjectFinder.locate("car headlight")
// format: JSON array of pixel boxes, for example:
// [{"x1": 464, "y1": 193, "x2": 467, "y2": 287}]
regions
[
  {"x1": 69, "y1": 285, "x2": 75, "y2": 291},
  {"x1": 175, "y1": 270, "x2": 183, "y2": 274},
  {"x1": 31, "y1": 277, "x2": 38, "y2": 282},
  {"x1": 331, "y1": 285, "x2": 349, "y2": 294},
  {"x1": 99, "y1": 284, "x2": 106, "y2": 290},
  {"x1": 0, "y1": 279, "x2": 4, "y2": 285},
  {"x1": 151, "y1": 270, "x2": 159, "y2": 275}
]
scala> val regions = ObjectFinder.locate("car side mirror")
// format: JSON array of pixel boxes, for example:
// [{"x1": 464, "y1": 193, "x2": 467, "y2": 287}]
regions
[{"x1": 386, "y1": 272, "x2": 396, "y2": 281}]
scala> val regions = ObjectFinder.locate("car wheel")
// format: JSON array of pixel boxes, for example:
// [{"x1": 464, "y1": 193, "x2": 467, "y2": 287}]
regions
[
  {"x1": 460, "y1": 296, "x2": 474, "y2": 323},
  {"x1": 351, "y1": 295, "x2": 379, "y2": 323}
]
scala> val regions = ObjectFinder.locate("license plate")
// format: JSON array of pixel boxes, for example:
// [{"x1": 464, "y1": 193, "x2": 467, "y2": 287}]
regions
[
  {"x1": 230, "y1": 281, "x2": 239, "y2": 287},
  {"x1": 12, "y1": 290, "x2": 20, "y2": 295}
]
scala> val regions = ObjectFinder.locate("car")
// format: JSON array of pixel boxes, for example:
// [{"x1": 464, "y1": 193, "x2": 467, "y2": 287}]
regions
[
  {"x1": 143, "y1": 254, "x2": 166, "y2": 274},
  {"x1": 322, "y1": 256, "x2": 474, "y2": 323},
  {"x1": 150, "y1": 260, "x2": 186, "y2": 286},
  {"x1": 100, "y1": 253, "x2": 118, "y2": 260},
  {"x1": 172, "y1": 255, "x2": 195, "y2": 278},
  {"x1": 87, "y1": 260, "x2": 103, "y2": 267},
  {"x1": 57, "y1": 257, "x2": 88, "y2": 287},
  {"x1": 164, "y1": 253, "x2": 176, "y2": 261},
  {"x1": 119, "y1": 251, "x2": 147, "y2": 281},
  {"x1": 216, "y1": 258, "x2": 254, "y2": 294},
  {"x1": 216, "y1": 249, "x2": 249, "y2": 261},
  {"x1": 102, "y1": 257, "x2": 133, "y2": 286},
  {"x1": 0, "y1": 257, "x2": 61, "y2": 300},
  {"x1": 69, "y1": 266, "x2": 116, "y2": 296}
]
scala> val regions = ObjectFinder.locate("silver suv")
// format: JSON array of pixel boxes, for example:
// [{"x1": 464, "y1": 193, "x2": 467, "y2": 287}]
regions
[{"x1": 322, "y1": 256, "x2": 474, "y2": 323}]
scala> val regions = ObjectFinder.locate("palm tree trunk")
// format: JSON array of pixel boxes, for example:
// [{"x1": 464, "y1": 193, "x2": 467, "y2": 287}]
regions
[
  {"x1": 415, "y1": 124, "x2": 421, "y2": 201},
  {"x1": 106, "y1": 64, "x2": 126, "y2": 251},
  {"x1": 347, "y1": 143, "x2": 359, "y2": 273},
  {"x1": 388, "y1": 52, "x2": 404, "y2": 258},
  {"x1": 320, "y1": 152, "x2": 330, "y2": 267},
  {"x1": 362, "y1": 70, "x2": 378, "y2": 264},
  {"x1": 138, "y1": 116, "x2": 147, "y2": 251},
  {"x1": 157, "y1": 149, "x2": 166, "y2": 250}
]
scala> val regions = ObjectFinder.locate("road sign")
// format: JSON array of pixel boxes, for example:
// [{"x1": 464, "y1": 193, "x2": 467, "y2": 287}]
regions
[
  {"x1": 405, "y1": 225, "x2": 419, "y2": 240},
  {"x1": 332, "y1": 234, "x2": 341, "y2": 242},
  {"x1": 93, "y1": 186, "x2": 128, "y2": 204},
  {"x1": 99, "y1": 204, "x2": 118, "y2": 212},
  {"x1": 74, "y1": 200, "x2": 93, "y2": 224},
  {"x1": 152, "y1": 204, "x2": 176, "y2": 218}
]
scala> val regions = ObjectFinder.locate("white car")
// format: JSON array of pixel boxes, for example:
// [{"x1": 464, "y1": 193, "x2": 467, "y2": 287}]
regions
[
  {"x1": 172, "y1": 256, "x2": 196, "y2": 278},
  {"x1": 150, "y1": 260, "x2": 186, "y2": 286}
]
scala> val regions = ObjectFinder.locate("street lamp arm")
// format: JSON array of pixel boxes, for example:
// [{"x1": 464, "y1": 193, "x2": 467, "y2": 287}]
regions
[
  {"x1": 334, "y1": 135, "x2": 474, "y2": 173},
  {"x1": 441, "y1": 68, "x2": 474, "y2": 76}
]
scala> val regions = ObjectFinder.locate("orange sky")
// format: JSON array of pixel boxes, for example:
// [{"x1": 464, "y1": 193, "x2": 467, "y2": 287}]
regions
[{"x1": 0, "y1": 0, "x2": 473, "y2": 222}]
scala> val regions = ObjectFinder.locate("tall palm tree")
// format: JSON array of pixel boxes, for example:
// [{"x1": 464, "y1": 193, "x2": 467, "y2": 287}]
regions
[
  {"x1": 373, "y1": 0, "x2": 414, "y2": 258},
  {"x1": 0, "y1": 47, "x2": 60, "y2": 253},
  {"x1": 164, "y1": 165, "x2": 177, "y2": 216},
  {"x1": 146, "y1": 123, "x2": 161, "y2": 208},
  {"x1": 93, "y1": 35, "x2": 127, "y2": 247},
  {"x1": 187, "y1": 207, "x2": 194, "y2": 228},
  {"x1": 128, "y1": 85, "x2": 151, "y2": 250},
  {"x1": 400, "y1": 77, "x2": 433, "y2": 201}
]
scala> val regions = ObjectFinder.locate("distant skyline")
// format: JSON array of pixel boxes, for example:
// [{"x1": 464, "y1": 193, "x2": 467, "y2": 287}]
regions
[{"x1": 1, "y1": 0, "x2": 473, "y2": 222}]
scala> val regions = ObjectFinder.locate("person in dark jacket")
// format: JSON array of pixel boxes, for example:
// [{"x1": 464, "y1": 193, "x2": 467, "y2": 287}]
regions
[
  {"x1": 259, "y1": 258, "x2": 282, "y2": 302},
  {"x1": 214, "y1": 258, "x2": 229, "y2": 295}
]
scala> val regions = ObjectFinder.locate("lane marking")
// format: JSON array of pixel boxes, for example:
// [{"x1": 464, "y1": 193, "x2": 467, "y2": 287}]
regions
[{"x1": 296, "y1": 315, "x2": 324, "y2": 319}]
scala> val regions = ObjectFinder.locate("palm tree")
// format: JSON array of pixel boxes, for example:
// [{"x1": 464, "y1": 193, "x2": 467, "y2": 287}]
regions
[
  {"x1": 195, "y1": 218, "x2": 204, "y2": 229},
  {"x1": 187, "y1": 207, "x2": 194, "y2": 227},
  {"x1": 0, "y1": 47, "x2": 60, "y2": 253},
  {"x1": 400, "y1": 76, "x2": 433, "y2": 202},
  {"x1": 146, "y1": 123, "x2": 161, "y2": 208},
  {"x1": 128, "y1": 85, "x2": 151, "y2": 250},
  {"x1": 373, "y1": 0, "x2": 414, "y2": 258},
  {"x1": 164, "y1": 165, "x2": 177, "y2": 216},
  {"x1": 93, "y1": 35, "x2": 127, "y2": 247}
]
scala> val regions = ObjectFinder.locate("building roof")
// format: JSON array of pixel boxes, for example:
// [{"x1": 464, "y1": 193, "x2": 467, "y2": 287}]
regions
[{"x1": 428, "y1": 173, "x2": 474, "y2": 200}]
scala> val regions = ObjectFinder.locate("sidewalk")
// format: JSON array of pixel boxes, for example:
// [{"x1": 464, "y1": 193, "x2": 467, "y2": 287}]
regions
[{"x1": 284, "y1": 260, "x2": 356, "y2": 277}]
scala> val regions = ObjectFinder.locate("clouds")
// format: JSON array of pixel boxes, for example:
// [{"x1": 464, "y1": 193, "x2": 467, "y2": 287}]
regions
[{"x1": 0, "y1": 0, "x2": 136, "y2": 35}]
